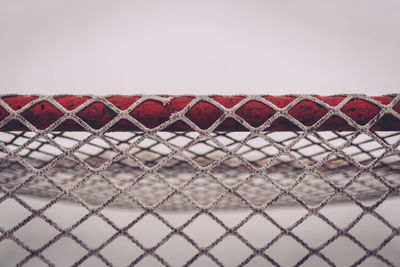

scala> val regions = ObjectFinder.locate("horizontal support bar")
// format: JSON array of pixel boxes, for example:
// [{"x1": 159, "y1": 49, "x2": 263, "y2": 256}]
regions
[{"x1": 0, "y1": 95, "x2": 399, "y2": 131}]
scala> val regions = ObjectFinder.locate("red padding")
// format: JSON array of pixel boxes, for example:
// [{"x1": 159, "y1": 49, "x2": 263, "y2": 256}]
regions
[{"x1": 0, "y1": 96, "x2": 399, "y2": 131}]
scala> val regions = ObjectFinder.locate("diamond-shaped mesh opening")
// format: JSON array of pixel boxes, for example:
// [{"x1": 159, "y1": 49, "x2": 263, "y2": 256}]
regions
[
  {"x1": 212, "y1": 157, "x2": 252, "y2": 187},
  {"x1": 129, "y1": 136, "x2": 173, "y2": 167},
  {"x1": 0, "y1": 198, "x2": 31, "y2": 230},
  {"x1": 344, "y1": 172, "x2": 390, "y2": 206},
  {"x1": 292, "y1": 174, "x2": 336, "y2": 207},
  {"x1": 158, "y1": 157, "x2": 197, "y2": 187},
  {"x1": 289, "y1": 100, "x2": 328, "y2": 126},
  {"x1": 321, "y1": 236, "x2": 365, "y2": 266},
  {"x1": 266, "y1": 198, "x2": 309, "y2": 228},
  {"x1": 235, "y1": 100, "x2": 275, "y2": 127},
  {"x1": 266, "y1": 236, "x2": 309, "y2": 266},
  {"x1": 292, "y1": 215, "x2": 336, "y2": 248},
  {"x1": 127, "y1": 214, "x2": 171, "y2": 248},
  {"x1": 130, "y1": 174, "x2": 173, "y2": 207},
  {"x1": 291, "y1": 134, "x2": 330, "y2": 165},
  {"x1": 156, "y1": 235, "x2": 198, "y2": 266},
  {"x1": 211, "y1": 235, "x2": 253, "y2": 266},
  {"x1": 183, "y1": 174, "x2": 227, "y2": 207},
  {"x1": 349, "y1": 214, "x2": 392, "y2": 249},
  {"x1": 77, "y1": 102, "x2": 116, "y2": 129},
  {"x1": 1, "y1": 95, "x2": 399, "y2": 266},
  {"x1": 14, "y1": 217, "x2": 59, "y2": 250},
  {"x1": 73, "y1": 174, "x2": 119, "y2": 207},
  {"x1": 42, "y1": 237, "x2": 87, "y2": 266},
  {"x1": 73, "y1": 137, "x2": 118, "y2": 168},
  {"x1": 0, "y1": 240, "x2": 30, "y2": 267},
  {"x1": 102, "y1": 158, "x2": 143, "y2": 188},
  {"x1": 0, "y1": 160, "x2": 31, "y2": 190},
  {"x1": 186, "y1": 101, "x2": 223, "y2": 129},
  {"x1": 236, "y1": 175, "x2": 280, "y2": 207},
  {"x1": 184, "y1": 137, "x2": 227, "y2": 167},
  {"x1": 319, "y1": 193, "x2": 364, "y2": 228},
  {"x1": 268, "y1": 154, "x2": 304, "y2": 188},
  {"x1": 71, "y1": 216, "x2": 117, "y2": 248},
  {"x1": 237, "y1": 214, "x2": 280, "y2": 248},
  {"x1": 100, "y1": 236, "x2": 143, "y2": 266},
  {"x1": 46, "y1": 158, "x2": 88, "y2": 189},
  {"x1": 317, "y1": 154, "x2": 359, "y2": 188},
  {"x1": 183, "y1": 214, "x2": 226, "y2": 247},
  {"x1": 43, "y1": 196, "x2": 89, "y2": 228},
  {"x1": 341, "y1": 98, "x2": 381, "y2": 125},
  {"x1": 100, "y1": 203, "x2": 141, "y2": 228},
  {"x1": 21, "y1": 101, "x2": 64, "y2": 130}
]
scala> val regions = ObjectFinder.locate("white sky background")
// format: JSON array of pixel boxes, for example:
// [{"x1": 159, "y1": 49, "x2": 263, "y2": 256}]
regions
[{"x1": 0, "y1": 0, "x2": 400, "y2": 95}]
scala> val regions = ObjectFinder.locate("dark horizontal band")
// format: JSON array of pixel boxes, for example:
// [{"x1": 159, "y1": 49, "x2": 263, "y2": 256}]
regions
[{"x1": 0, "y1": 95, "x2": 399, "y2": 131}]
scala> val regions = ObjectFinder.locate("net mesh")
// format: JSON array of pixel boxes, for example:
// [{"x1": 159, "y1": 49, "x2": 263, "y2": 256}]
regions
[{"x1": 0, "y1": 95, "x2": 399, "y2": 266}]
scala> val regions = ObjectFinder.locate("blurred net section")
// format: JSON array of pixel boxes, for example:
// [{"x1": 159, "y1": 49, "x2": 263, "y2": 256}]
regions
[
  {"x1": 0, "y1": 95, "x2": 399, "y2": 266},
  {"x1": 1, "y1": 130, "x2": 399, "y2": 211}
]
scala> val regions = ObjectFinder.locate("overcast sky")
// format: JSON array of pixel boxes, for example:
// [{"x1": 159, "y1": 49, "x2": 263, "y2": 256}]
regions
[{"x1": 0, "y1": 0, "x2": 399, "y2": 95}]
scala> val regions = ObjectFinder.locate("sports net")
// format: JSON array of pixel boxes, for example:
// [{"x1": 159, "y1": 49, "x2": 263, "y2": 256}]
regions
[{"x1": 0, "y1": 95, "x2": 399, "y2": 266}]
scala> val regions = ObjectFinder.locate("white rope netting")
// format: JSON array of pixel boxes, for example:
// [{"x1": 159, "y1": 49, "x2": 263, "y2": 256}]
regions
[{"x1": 0, "y1": 95, "x2": 399, "y2": 266}]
